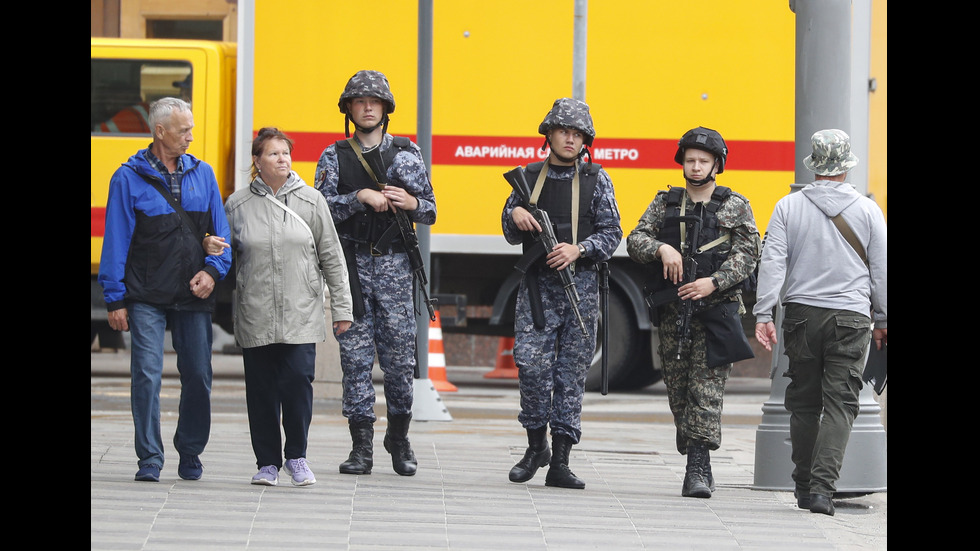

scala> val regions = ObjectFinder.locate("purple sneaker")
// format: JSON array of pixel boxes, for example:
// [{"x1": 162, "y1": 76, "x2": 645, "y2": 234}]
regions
[
  {"x1": 251, "y1": 465, "x2": 279, "y2": 486},
  {"x1": 284, "y1": 458, "x2": 316, "y2": 486}
]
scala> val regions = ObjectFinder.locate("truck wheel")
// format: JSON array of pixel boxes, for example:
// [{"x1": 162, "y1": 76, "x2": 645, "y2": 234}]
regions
[
  {"x1": 615, "y1": 328, "x2": 661, "y2": 389},
  {"x1": 585, "y1": 288, "x2": 645, "y2": 391}
]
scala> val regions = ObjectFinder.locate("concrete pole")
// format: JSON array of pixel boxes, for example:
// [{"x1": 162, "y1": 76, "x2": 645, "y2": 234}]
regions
[
  {"x1": 753, "y1": 0, "x2": 886, "y2": 494},
  {"x1": 412, "y1": 0, "x2": 452, "y2": 421},
  {"x1": 849, "y1": 0, "x2": 872, "y2": 195},
  {"x1": 573, "y1": 0, "x2": 587, "y2": 101}
]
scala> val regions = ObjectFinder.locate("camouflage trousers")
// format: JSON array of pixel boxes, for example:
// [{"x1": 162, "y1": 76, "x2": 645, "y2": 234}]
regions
[
  {"x1": 659, "y1": 301, "x2": 732, "y2": 454},
  {"x1": 513, "y1": 269, "x2": 599, "y2": 444},
  {"x1": 337, "y1": 251, "x2": 417, "y2": 424}
]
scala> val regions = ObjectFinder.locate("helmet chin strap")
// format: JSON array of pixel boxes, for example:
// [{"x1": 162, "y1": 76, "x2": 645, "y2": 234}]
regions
[
  {"x1": 683, "y1": 158, "x2": 719, "y2": 186},
  {"x1": 345, "y1": 112, "x2": 389, "y2": 138},
  {"x1": 544, "y1": 138, "x2": 590, "y2": 164},
  {"x1": 685, "y1": 174, "x2": 715, "y2": 186}
]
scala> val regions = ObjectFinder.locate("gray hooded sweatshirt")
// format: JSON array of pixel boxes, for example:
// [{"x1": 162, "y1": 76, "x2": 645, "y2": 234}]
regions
[{"x1": 753, "y1": 180, "x2": 886, "y2": 329}]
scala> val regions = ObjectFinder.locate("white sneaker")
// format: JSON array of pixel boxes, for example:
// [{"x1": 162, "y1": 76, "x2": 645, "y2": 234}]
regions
[
  {"x1": 284, "y1": 458, "x2": 316, "y2": 486},
  {"x1": 251, "y1": 465, "x2": 279, "y2": 486}
]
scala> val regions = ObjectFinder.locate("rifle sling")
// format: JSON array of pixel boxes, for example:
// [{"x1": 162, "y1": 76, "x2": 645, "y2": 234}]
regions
[
  {"x1": 529, "y1": 159, "x2": 582, "y2": 250},
  {"x1": 677, "y1": 191, "x2": 731, "y2": 254},
  {"x1": 346, "y1": 138, "x2": 383, "y2": 187}
]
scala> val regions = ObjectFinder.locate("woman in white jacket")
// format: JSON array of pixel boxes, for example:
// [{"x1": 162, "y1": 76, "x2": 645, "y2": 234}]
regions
[{"x1": 223, "y1": 127, "x2": 354, "y2": 486}]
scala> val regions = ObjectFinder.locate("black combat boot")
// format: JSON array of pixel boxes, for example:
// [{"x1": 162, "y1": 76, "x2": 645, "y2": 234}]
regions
[
  {"x1": 383, "y1": 412, "x2": 418, "y2": 476},
  {"x1": 681, "y1": 442, "x2": 711, "y2": 498},
  {"x1": 703, "y1": 448, "x2": 715, "y2": 492},
  {"x1": 339, "y1": 420, "x2": 374, "y2": 475},
  {"x1": 544, "y1": 434, "x2": 585, "y2": 489},
  {"x1": 509, "y1": 426, "x2": 551, "y2": 483}
]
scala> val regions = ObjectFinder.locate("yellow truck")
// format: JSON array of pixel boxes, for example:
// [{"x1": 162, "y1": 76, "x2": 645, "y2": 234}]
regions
[{"x1": 91, "y1": 0, "x2": 884, "y2": 390}]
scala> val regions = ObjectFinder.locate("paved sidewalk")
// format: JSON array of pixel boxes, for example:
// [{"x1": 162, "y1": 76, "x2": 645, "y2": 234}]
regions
[{"x1": 91, "y1": 352, "x2": 886, "y2": 550}]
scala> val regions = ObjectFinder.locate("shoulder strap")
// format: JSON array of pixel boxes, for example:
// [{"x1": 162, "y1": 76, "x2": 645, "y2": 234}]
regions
[
  {"x1": 261, "y1": 192, "x2": 318, "y2": 258},
  {"x1": 831, "y1": 214, "x2": 869, "y2": 267},
  {"x1": 706, "y1": 185, "x2": 731, "y2": 213},
  {"x1": 392, "y1": 136, "x2": 412, "y2": 149},
  {"x1": 696, "y1": 186, "x2": 733, "y2": 252},
  {"x1": 666, "y1": 186, "x2": 684, "y2": 208},
  {"x1": 131, "y1": 167, "x2": 204, "y2": 242}
]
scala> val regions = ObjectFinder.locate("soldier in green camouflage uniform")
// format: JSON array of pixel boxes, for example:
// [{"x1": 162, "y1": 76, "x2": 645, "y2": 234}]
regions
[{"x1": 627, "y1": 127, "x2": 760, "y2": 499}]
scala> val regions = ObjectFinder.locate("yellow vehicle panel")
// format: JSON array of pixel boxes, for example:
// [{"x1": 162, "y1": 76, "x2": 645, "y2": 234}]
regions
[{"x1": 90, "y1": 38, "x2": 236, "y2": 272}]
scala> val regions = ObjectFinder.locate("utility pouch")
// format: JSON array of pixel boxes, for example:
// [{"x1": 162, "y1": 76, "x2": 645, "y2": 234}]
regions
[{"x1": 694, "y1": 300, "x2": 754, "y2": 368}]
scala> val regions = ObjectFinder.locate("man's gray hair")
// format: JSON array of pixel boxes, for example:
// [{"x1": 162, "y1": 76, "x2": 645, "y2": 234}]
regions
[{"x1": 148, "y1": 97, "x2": 192, "y2": 132}]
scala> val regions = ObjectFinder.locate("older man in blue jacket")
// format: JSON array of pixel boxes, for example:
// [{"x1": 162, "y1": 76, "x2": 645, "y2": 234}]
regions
[{"x1": 98, "y1": 97, "x2": 231, "y2": 483}]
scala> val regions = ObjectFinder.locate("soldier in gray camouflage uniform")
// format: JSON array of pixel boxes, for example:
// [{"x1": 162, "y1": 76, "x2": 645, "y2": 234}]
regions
[
  {"x1": 627, "y1": 126, "x2": 760, "y2": 499},
  {"x1": 502, "y1": 98, "x2": 622, "y2": 489},
  {"x1": 314, "y1": 70, "x2": 436, "y2": 478}
]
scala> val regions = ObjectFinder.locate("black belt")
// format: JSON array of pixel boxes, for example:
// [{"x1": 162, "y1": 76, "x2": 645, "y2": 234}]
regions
[{"x1": 342, "y1": 238, "x2": 407, "y2": 256}]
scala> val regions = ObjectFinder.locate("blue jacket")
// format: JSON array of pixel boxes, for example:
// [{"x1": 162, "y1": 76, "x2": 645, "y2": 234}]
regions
[{"x1": 98, "y1": 148, "x2": 231, "y2": 312}]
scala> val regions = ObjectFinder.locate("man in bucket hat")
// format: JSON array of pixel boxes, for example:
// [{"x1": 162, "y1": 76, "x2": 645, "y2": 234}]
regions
[{"x1": 753, "y1": 129, "x2": 887, "y2": 516}]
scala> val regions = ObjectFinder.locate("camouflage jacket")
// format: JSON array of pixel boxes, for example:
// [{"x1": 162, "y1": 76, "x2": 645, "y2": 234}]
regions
[{"x1": 626, "y1": 184, "x2": 760, "y2": 302}]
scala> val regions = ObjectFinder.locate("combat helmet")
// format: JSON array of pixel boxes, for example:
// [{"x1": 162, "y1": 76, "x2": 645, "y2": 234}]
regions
[
  {"x1": 538, "y1": 98, "x2": 596, "y2": 147},
  {"x1": 338, "y1": 70, "x2": 395, "y2": 137},
  {"x1": 674, "y1": 126, "x2": 728, "y2": 174}
]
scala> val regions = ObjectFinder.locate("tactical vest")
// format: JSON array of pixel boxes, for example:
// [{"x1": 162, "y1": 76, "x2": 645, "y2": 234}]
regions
[
  {"x1": 521, "y1": 161, "x2": 600, "y2": 270},
  {"x1": 335, "y1": 136, "x2": 413, "y2": 246},
  {"x1": 657, "y1": 185, "x2": 733, "y2": 280}
]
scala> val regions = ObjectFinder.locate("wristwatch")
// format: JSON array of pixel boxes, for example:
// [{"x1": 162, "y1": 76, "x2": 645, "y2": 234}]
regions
[
  {"x1": 578, "y1": 243, "x2": 587, "y2": 257},
  {"x1": 710, "y1": 276, "x2": 720, "y2": 289}
]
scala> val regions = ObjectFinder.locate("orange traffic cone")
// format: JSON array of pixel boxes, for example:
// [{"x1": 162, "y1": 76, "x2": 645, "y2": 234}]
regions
[
  {"x1": 427, "y1": 311, "x2": 457, "y2": 392},
  {"x1": 484, "y1": 336, "x2": 519, "y2": 379}
]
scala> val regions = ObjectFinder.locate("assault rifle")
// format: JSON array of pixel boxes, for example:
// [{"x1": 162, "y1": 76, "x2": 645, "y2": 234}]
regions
[
  {"x1": 504, "y1": 166, "x2": 588, "y2": 337},
  {"x1": 360, "y1": 146, "x2": 437, "y2": 322},
  {"x1": 672, "y1": 214, "x2": 703, "y2": 359}
]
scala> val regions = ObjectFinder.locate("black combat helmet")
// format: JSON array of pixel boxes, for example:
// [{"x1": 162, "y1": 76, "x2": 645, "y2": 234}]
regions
[
  {"x1": 338, "y1": 70, "x2": 395, "y2": 137},
  {"x1": 538, "y1": 98, "x2": 596, "y2": 147},
  {"x1": 674, "y1": 126, "x2": 728, "y2": 174}
]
